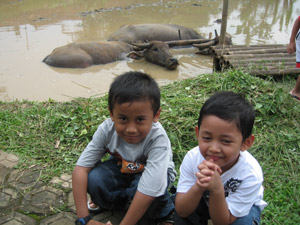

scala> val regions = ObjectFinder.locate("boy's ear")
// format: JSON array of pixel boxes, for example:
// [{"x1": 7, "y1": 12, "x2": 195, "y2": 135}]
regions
[
  {"x1": 241, "y1": 134, "x2": 255, "y2": 151},
  {"x1": 153, "y1": 108, "x2": 161, "y2": 122},
  {"x1": 195, "y1": 126, "x2": 199, "y2": 138},
  {"x1": 109, "y1": 109, "x2": 114, "y2": 121}
]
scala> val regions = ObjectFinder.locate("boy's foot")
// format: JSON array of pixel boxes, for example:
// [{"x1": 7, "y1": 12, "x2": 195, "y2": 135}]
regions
[
  {"x1": 289, "y1": 91, "x2": 300, "y2": 101},
  {"x1": 87, "y1": 200, "x2": 103, "y2": 213},
  {"x1": 290, "y1": 90, "x2": 300, "y2": 101}
]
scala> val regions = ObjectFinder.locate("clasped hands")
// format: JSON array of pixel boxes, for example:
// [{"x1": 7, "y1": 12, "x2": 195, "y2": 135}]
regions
[{"x1": 195, "y1": 159, "x2": 223, "y2": 191}]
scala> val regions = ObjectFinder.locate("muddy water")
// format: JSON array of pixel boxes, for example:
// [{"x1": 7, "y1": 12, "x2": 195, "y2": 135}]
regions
[{"x1": 0, "y1": 0, "x2": 299, "y2": 102}]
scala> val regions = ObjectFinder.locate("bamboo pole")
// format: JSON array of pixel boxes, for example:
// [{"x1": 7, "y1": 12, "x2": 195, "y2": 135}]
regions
[
  {"x1": 230, "y1": 61, "x2": 296, "y2": 67},
  {"x1": 222, "y1": 53, "x2": 292, "y2": 61},
  {"x1": 231, "y1": 63, "x2": 295, "y2": 70},
  {"x1": 223, "y1": 47, "x2": 288, "y2": 55},
  {"x1": 211, "y1": 44, "x2": 286, "y2": 50},
  {"x1": 210, "y1": 44, "x2": 296, "y2": 76},
  {"x1": 239, "y1": 68, "x2": 300, "y2": 76},
  {"x1": 210, "y1": 45, "x2": 288, "y2": 57},
  {"x1": 225, "y1": 57, "x2": 296, "y2": 66}
]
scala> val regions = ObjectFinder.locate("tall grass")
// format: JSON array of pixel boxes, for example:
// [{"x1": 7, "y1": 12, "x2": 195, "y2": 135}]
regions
[{"x1": 0, "y1": 70, "x2": 299, "y2": 224}]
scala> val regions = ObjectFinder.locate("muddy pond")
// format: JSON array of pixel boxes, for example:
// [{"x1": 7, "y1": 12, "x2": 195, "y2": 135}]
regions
[{"x1": 0, "y1": 0, "x2": 299, "y2": 102}]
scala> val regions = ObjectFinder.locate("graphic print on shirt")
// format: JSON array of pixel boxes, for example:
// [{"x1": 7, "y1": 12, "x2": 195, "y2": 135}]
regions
[
  {"x1": 224, "y1": 178, "x2": 242, "y2": 197},
  {"x1": 121, "y1": 159, "x2": 145, "y2": 173}
]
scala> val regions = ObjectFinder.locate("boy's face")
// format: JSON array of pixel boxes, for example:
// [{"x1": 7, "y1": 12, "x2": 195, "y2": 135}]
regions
[
  {"x1": 109, "y1": 100, "x2": 160, "y2": 144},
  {"x1": 196, "y1": 115, "x2": 254, "y2": 173}
]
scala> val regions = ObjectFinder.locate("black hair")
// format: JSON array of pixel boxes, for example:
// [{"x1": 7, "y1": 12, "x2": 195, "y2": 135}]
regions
[
  {"x1": 108, "y1": 71, "x2": 160, "y2": 115},
  {"x1": 197, "y1": 91, "x2": 255, "y2": 141}
]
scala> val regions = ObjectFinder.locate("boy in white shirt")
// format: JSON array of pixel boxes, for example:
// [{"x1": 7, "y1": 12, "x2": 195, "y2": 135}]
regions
[{"x1": 174, "y1": 91, "x2": 267, "y2": 225}]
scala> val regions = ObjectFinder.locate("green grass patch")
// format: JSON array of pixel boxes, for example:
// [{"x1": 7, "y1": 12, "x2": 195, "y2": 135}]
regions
[{"x1": 1, "y1": 70, "x2": 299, "y2": 224}]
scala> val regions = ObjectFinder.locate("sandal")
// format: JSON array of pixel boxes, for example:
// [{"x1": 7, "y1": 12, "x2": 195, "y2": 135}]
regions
[
  {"x1": 290, "y1": 94, "x2": 300, "y2": 101},
  {"x1": 87, "y1": 200, "x2": 103, "y2": 213}
]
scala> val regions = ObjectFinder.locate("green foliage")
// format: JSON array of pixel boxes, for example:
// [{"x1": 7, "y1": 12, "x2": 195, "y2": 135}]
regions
[{"x1": 0, "y1": 70, "x2": 299, "y2": 224}]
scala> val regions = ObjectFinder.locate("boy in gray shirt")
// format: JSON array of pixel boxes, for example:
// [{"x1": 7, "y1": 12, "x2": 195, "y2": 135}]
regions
[{"x1": 72, "y1": 71, "x2": 176, "y2": 225}]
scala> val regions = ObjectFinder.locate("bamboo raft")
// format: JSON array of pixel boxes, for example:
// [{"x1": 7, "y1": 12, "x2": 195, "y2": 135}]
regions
[{"x1": 209, "y1": 44, "x2": 300, "y2": 76}]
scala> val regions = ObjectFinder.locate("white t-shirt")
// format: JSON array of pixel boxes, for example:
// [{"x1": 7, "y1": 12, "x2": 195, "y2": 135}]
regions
[
  {"x1": 177, "y1": 146, "x2": 267, "y2": 217},
  {"x1": 77, "y1": 118, "x2": 176, "y2": 197}
]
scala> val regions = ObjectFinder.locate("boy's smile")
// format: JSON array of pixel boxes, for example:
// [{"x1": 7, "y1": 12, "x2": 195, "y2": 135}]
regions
[
  {"x1": 196, "y1": 115, "x2": 254, "y2": 173},
  {"x1": 110, "y1": 100, "x2": 160, "y2": 144}
]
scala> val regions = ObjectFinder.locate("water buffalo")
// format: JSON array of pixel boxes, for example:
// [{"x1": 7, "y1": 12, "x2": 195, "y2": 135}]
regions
[
  {"x1": 43, "y1": 40, "x2": 179, "y2": 70},
  {"x1": 108, "y1": 24, "x2": 204, "y2": 43}
]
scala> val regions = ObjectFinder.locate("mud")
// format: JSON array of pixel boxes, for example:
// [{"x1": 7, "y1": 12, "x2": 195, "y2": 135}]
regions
[{"x1": 0, "y1": 0, "x2": 299, "y2": 102}]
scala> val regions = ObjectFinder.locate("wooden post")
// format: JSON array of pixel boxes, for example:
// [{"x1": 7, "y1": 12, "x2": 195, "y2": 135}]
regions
[
  {"x1": 219, "y1": 0, "x2": 229, "y2": 45},
  {"x1": 178, "y1": 29, "x2": 182, "y2": 40}
]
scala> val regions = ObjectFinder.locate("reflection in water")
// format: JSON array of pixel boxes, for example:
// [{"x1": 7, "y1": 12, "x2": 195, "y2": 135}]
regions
[{"x1": 0, "y1": 0, "x2": 299, "y2": 101}]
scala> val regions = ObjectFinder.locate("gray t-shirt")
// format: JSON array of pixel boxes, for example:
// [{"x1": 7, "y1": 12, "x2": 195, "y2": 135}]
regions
[{"x1": 77, "y1": 118, "x2": 176, "y2": 197}]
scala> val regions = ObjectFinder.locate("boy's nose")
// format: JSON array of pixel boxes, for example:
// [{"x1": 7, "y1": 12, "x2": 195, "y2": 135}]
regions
[
  {"x1": 209, "y1": 142, "x2": 221, "y2": 152},
  {"x1": 126, "y1": 123, "x2": 137, "y2": 133}
]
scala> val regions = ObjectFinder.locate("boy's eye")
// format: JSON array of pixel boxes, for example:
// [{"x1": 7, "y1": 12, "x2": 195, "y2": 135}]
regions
[
  {"x1": 137, "y1": 117, "x2": 145, "y2": 122},
  {"x1": 202, "y1": 136, "x2": 211, "y2": 141},
  {"x1": 118, "y1": 116, "x2": 127, "y2": 121},
  {"x1": 222, "y1": 139, "x2": 232, "y2": 144}
]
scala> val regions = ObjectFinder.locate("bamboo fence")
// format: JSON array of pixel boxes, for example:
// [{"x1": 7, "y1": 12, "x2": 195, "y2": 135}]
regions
[{"x1": 209, "y1": 44, "x2": 300, "y2": 76}]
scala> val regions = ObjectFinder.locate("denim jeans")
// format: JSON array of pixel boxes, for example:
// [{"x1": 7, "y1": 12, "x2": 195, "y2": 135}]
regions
[
  {"x1": 172, "y1": 194, "x2": 261, "y2": 225},
  {"x1": 87, "y1": 157, "x2": 174, "y2": 220},
  {"x1": 231, "y1": 205, "x2": 261, "y2": 225}
]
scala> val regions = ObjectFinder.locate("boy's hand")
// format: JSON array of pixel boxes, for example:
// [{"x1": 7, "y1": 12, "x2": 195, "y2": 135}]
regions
[
  {"x1": 196, "y1": 160, "x2": 222, "y2": 190},
  {"x1": 287, "y1": 41, "x2": 296, "y2": 54}
]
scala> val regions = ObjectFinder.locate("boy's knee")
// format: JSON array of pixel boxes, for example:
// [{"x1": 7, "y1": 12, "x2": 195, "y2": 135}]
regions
[{"x1": 231, "y1": 205, "x2": 261, "y2": 225}]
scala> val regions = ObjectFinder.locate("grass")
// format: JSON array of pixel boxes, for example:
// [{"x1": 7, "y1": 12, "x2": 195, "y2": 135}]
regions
[{"x1": 1, "y1": 70, "x2": 299, "y2": 224}]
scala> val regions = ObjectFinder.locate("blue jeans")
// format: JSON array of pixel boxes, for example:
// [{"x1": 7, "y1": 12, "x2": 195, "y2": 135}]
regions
[
  {"x1": 87, "y1": 157, "x2": 174, "y2": 220},
  {"x1": 231, "y1": 205, "x2": 261, "y2": 225},
  {"x1": 173, "y1": 194, "x2": 261, "y2": 225}
]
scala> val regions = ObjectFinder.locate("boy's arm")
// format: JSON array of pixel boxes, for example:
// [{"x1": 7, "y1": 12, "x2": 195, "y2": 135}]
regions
[
  {"x1": 198, "y1": 161, "x2": 236, "y2": 225},
  {"x1": 196, "y1": 160, "x2": 236, "y2": 225},
  {"x1": 287, "y1": 17, "x2": 300, "y2": 54},
  {"x1": 72, "y1": 165, "x2": 91, "y2": 218},
  {"x1": 72, "y1": 165, "x2": 107, "y2": 225},
  {"x1": 208, "y1": 180, "x2": 237, "y2": 225},
  {"x1": 175, "y1": 184, "x2": 205, "y2": 217},
  {"x1": 120, "y1": 191, "x2": 154, "y2": 225}
]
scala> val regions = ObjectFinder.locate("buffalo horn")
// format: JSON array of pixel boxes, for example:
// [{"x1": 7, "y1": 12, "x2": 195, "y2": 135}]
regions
[
  {"x1": 193, "y1": 40, "x2": 216, "y2": 49},
  {"x1": 131, "y1": 42, "x2": 152, "y2": 49}
]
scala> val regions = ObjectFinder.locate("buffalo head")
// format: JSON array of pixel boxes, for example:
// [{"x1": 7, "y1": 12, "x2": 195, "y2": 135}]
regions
[{"x1": 128, "y1": 41, "x2": 179, "y2": 70}]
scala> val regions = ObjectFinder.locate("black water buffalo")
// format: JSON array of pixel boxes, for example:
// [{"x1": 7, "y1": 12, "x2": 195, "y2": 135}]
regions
[
  {"x1": 43, "y1": 40, "x2": 179, "y2": 70},
  {"x1": 108, "y1": 24, "x2": 204, "y2": 43}
]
